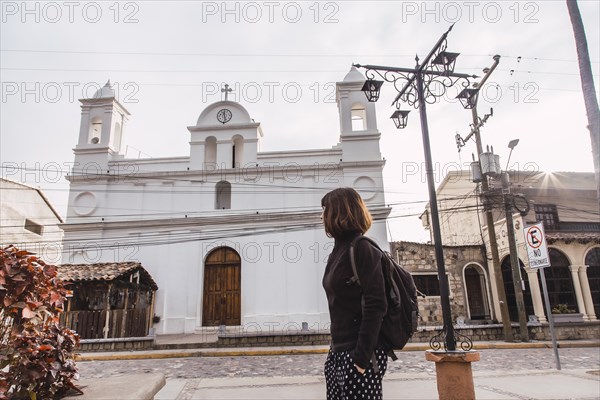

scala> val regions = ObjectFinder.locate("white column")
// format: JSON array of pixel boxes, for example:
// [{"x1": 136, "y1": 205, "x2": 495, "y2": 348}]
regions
[
  {"x1": 576, "y1": 264, "x2": 597, "y2": 321},
  {"x1": 526, "y1": 268, "x2": 547, "y2": 323},
  {"x1": 569, "y1": 265, "x2": 588, "y2": 320},
  {"x1": 189, "y1": 142, "x2": 206, "y2": 170}
]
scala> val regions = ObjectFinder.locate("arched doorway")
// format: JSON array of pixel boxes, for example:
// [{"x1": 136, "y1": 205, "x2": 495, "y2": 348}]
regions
[
  {"x1": 541, "y1": 248, "x2": 577, "y2": 314},
  {"x1": 464, "y1": 264, "x2": 490, "y2": 320},
  {"x1": 202, "y1": 247, "x2": 241, "y2": 326},
  {"x1": 584, "y1": 247, "x2": 600, "y2": 317},
  {"x1": 501, "y1": 256, "x2": 534, "y2": 321}
]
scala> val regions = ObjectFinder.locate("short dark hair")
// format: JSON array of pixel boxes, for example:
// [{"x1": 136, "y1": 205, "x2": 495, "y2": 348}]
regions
[{"x1": 321, "y1": 187, "x2": 372, "y2": 238}]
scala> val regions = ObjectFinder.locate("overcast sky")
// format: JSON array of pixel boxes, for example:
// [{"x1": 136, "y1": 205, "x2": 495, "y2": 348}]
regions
[{"x1": 1, "y1": 0, "x2": 599, "y2": 242}]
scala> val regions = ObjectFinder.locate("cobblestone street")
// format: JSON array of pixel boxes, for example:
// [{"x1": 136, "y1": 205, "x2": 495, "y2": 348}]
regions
[{"x1": 77, "y1": 347, "x2": 600, "y2": 380}]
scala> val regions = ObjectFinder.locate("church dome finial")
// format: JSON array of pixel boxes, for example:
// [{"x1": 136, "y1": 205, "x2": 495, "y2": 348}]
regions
[
  {"x1": 343, "y1": 66, "x2": 365, "y2": 83},
  {"x1": 92, "y1": 80, "x2": 115, "y2": 99}
]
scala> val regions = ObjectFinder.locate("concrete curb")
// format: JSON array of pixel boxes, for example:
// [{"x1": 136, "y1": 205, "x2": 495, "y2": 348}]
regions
[
  {"x1": 64, "y1": 373, "x2": 166, "y2": 399},
  {"x1": 75, "y1": 340, "x2": 600, "y2": 362}
]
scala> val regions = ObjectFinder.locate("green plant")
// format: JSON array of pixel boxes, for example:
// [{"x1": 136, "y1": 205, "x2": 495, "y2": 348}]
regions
[
  {"x1": 0, "y1": 245, "x2": 81, "y2": 399},
  {"x1": 551, "y1": 303, "x2": 577, "y2": 314}
]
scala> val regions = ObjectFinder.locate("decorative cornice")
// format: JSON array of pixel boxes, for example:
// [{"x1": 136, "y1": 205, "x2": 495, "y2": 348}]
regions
[
  {"x1": 65, "y1": 160, "x2": 383, "y2": 183},
  {"x1": 257, "y1": 148, "x2": 342, "y2": 159},
  {"x1": 340, "y1": 131, "x2": 381, "y2": 141},
  {"x1": 187, "y1": 122, "x2": 260, "y2": 132},
  {"x1": 340, "y1": 160, "x2": 386, "y2": 169},
  {"x1": 60, "y1": 206, "x2": 392, "y2": 233}
]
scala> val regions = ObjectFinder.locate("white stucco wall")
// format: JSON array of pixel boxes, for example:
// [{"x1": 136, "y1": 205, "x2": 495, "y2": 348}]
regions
[{"x1": 1, "y1": 179, "x2": 64, "y2": 264}]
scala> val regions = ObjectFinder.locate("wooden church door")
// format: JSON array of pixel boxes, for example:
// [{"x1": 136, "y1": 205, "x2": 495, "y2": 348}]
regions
[
  {"x1": 202, "y1": 247, "x2": 241, "y2": 326},
  {"x1": 465, "y1": 265, "x2": 489, "y2": 320}
]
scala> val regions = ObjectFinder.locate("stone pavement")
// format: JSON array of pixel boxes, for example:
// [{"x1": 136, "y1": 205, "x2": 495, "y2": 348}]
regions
[
  {"x1": 73, "y1": 340, "x2": 600, "y2": 399},
  {"x1": 153, "y1": 369, "x2": 599, "y2": 400}
]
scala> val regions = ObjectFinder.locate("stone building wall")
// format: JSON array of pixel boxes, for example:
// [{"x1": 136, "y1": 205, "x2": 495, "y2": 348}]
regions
[{"x1": 391, "y1": 241, "x2": 489, "y2": 326}]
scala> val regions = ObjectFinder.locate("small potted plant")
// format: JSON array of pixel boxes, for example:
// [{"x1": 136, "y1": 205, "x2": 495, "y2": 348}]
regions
[{"x1": 551, "y1": 304, "x2": 584, "y2": 323}]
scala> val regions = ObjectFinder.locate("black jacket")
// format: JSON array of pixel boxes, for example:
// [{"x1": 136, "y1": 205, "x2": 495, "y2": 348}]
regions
[{"x1": 322, "y1": 233, "x2": 387, "y2": 369}]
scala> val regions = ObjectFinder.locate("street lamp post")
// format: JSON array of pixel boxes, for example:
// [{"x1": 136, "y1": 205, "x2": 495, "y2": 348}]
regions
[{"x1": 354, "y1": 24, "x2": 478, "y2": 352}]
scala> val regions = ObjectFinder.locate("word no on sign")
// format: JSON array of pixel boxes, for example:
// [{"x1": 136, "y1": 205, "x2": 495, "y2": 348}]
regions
[{"x1": 523, "y1": 223, "x2": 550, "y2": 269}]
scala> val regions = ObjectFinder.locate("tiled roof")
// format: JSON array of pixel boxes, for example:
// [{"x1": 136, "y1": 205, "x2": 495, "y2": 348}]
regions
[
  {"x1": 546, "y1": 232, "x2": 600, "y2": 243},
  {"x1": 58, "y1": 262, "x2": 158, "y2": 290}
]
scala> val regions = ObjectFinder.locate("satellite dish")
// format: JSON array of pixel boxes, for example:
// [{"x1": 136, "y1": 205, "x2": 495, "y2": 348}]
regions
[{"x1": 91, "y1": 137, "x2": 99, "y2": 144}]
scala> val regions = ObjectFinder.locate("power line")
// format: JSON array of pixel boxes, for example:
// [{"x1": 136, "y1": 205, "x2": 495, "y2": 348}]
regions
[
  {"x1": 0, "y1": 193, "x2": 481, "y2": 227},
  {"x1": 2, "y1": 49, "x2": 598, "y2": 64},
  {"x1": 3, "y1": 66, "x2": 597, "y2": 78}
]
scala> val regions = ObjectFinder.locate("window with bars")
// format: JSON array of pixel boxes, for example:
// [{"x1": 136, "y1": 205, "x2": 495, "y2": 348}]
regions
[
  {"x1": 534, "y1": 204, "x2": 559, "y2": 230},
  {"x1": 412, "y1": 274, "x2": 440, "y2": 297}
]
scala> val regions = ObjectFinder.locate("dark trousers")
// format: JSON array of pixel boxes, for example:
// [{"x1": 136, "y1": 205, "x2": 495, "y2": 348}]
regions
[{"x1": 324, "y1": 348, "x2": 387, "y2": 400}]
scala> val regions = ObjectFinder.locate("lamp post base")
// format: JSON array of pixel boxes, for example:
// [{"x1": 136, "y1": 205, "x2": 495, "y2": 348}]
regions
[{"x1": 425, "y1": 350, "x2": 480, "y2": 400}]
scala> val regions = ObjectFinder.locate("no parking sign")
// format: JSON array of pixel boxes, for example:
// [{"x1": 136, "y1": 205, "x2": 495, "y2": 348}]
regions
[
  {"x1": 523, "y1": 223, "x2": 550, "y2": 269},
  {"x1": 523, "y1": 222, "x2": 561, "y2": 369}
]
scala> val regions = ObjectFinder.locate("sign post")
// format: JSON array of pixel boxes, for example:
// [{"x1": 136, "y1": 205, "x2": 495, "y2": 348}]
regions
[{"x1": 523, "y1": 223, "x2": 561, "y2": 370}]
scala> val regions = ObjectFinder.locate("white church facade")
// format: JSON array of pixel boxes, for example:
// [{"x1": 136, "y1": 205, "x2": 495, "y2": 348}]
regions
[{"x1": 61, "y1": 68, "x2": 391, "y2": 335}]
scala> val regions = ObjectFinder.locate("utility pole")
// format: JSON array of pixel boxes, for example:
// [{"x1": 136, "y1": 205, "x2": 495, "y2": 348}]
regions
[
  {"x1": 502, "y1": 172, "x2": 530, "y2": 341},
  {"x1": 460, "y1": 55, "x2": 513, "y2": 342}
]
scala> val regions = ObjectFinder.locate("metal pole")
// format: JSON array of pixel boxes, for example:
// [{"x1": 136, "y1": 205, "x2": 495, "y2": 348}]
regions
[
  {"x1": 503, "y1": 174, "x2": 530, "y2": 341},
  {"x1": 416, "y1": 70, "x2": 456, "y2": 351},
  {"x1": 539, "y1": 267, "x2": 561, "y2": 370}
]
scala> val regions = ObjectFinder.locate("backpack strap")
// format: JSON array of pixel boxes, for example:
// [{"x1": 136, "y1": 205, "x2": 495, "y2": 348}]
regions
[
  {"x1": 348, "y1": 235, "x2": 363, "y2": 286},
  {"x1": 349, "y1": 235, "x2": 383, "y2": 286}
]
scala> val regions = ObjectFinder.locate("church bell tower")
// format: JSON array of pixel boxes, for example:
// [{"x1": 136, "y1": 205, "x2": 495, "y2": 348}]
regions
[
  {"x1": 336, "y1": 67, "x2": 382, "y2": 163},
  {"x1": 73, "y1": 81, "x2": 130, "y2": 171}
]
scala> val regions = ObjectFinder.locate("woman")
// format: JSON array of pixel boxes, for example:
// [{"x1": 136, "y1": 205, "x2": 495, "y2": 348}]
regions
[{"x1": 321, "y1": 187, "x2": 388, "y2": 400}]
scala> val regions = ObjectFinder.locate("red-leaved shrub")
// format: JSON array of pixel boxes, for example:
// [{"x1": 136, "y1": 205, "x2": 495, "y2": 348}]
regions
[{"x1": 0, "y1": 245, "x2": 81, "y2": 399}]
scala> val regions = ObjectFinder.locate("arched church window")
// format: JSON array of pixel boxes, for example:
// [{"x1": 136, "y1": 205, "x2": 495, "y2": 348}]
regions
[
  {"x1": 464, "y1": 264, "x2": 490, "y2": 320},
  {"x1": 351, "y1": 103, "x2": 367, "y2": 131},
  {"x1": 215, "y1": 181, "x2": 231, "y2": 209},
  {"x1": 204, "y1": 136, "x2": 217, "y2": 167},
  {"x1": 232, "y1": 135, "x2": 244, "y2": 168},
  {"x1": 542, "y1": 248, "x2": 577, "y2": 313},
  {"x1": 89, "y1": 117, "x2": 102, "y2": 143}
]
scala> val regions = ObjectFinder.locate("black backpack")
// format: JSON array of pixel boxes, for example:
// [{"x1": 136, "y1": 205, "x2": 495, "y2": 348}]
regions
[{"x1": 349, "y1": 236, "x2": 419, "y2": 360}]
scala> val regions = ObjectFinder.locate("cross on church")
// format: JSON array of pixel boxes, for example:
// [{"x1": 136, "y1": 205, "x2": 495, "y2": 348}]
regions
[{"x1": 221, "y1": 84, "x2": 233, "y2": 101}]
